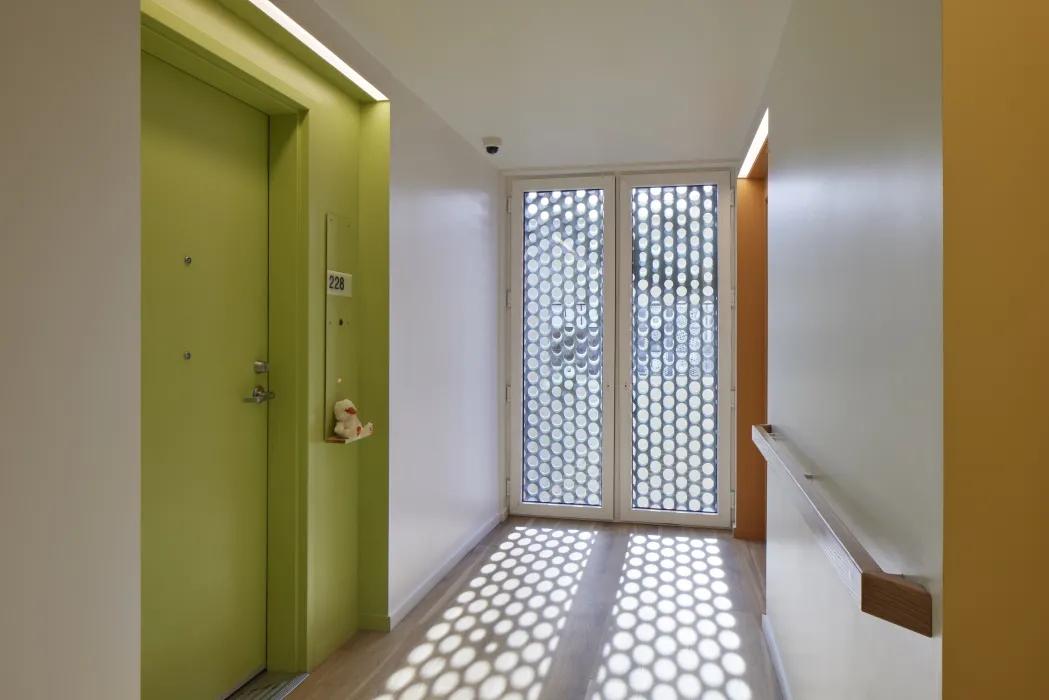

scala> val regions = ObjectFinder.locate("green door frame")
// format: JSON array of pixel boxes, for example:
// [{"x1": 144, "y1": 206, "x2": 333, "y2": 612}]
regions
[{"x1": 142, "y1": 1, "x2": 313, "y2": 672}]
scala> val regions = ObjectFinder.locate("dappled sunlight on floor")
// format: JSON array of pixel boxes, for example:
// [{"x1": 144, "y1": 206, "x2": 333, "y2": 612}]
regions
[
  {"x1": 298, "y1": 519, "x2": 780, "y2": 700},
  {"x1": 589, "y1": 534, "x2": 755, "y2": 700},
  {"x1": 375, "y1": 526, "x2": 595, "y2": 700}
]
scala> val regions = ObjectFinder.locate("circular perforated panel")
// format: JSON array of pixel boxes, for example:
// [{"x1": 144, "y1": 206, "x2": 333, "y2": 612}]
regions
[
  {"x1": 522, "y1": 190, "x2": 606, "y2": 507},
  {"x1": 630, "y1": 185, "x2": 719, "y2": 514}
]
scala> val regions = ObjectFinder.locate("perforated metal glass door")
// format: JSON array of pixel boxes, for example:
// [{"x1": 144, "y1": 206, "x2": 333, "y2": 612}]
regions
[
  {"x1": 616, "y1": 173, "x2": 732, "y2": 527},
  {"x1": 510, "y1": 176, "x2": 617, "y2": 520}
]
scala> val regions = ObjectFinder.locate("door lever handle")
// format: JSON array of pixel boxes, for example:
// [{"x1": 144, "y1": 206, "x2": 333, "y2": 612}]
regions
[{"x1": 244, "y1": 386, "x2": 275, "y2": 404}]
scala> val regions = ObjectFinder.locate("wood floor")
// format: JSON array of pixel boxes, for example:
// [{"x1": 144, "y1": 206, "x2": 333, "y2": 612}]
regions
[{"x1": 290, "y1": 517, "x2": 781, "y2": 700}]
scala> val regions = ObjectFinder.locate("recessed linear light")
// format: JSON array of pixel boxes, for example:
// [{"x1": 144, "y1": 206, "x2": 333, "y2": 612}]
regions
[
  {"x1": 738, "y1": 108, "x2": 769, "y2": 179},
  {"x1": 246, "y1": 0, "x2": 388, "y2": 102}
]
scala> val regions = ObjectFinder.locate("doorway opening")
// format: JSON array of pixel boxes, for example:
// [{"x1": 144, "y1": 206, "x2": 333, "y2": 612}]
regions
[{"x1": 509, "y1": 172, "x2": 734, "y2": 528}]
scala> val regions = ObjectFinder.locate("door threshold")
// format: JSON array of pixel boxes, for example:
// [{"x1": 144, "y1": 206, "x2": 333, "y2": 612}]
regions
[{"x1": 225, "y1": 670, "x2": 308, "y2": 700}]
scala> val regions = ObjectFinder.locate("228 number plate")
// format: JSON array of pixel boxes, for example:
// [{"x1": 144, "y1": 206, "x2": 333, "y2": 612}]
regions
[{"x1": 326, "y1": 270, "x2": 352, "y2": 297}]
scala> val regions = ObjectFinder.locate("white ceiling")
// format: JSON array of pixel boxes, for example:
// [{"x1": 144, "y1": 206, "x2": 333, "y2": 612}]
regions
[{"x1": 319, "y1": 0, "x2": 791, "y2": 169}]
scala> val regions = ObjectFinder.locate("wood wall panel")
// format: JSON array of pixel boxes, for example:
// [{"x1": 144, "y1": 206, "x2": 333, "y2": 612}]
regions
[{"x1": 734, "y1": 175, "x2": 768, "y2": 541}]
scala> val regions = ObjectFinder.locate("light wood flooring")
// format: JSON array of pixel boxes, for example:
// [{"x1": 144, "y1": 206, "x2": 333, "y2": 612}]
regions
[{"x1": 291, "y1": 517, "x2": 780, "y2": 700}]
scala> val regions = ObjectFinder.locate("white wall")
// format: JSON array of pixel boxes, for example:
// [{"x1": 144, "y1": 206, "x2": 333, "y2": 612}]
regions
[
  {"x1": 0, "y1": 2, "x2": 141, "y2": 699},
  {"x1": 761, "y1": 0, "x2": 943, "y2": 697},
  {"x1": 385, "y1": 103, "x2": 501, "y2": 622},
  {"x1": 275, "y1": 0, "x2": 502, "y2": 624}
]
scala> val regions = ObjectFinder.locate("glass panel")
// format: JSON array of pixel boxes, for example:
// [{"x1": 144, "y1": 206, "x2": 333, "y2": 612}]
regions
[
  {"x1": 522, "y1": 189, "x2": 606, "y2": 506},
  {"x1": 630, "y1": 185, "x2": 719, "y2": 513}
]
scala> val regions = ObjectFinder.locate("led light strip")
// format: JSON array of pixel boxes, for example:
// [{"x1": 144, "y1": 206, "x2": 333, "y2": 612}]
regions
[
  {"x1": 247, "y1": 0, "x2": 388, "y2": 101},
  {"x1": 738, "y1": 109, "x2": 768, "y2": 179}
]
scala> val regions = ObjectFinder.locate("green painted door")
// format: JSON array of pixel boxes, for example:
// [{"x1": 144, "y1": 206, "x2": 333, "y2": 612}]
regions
[{"x1": 141, "y1": 51, "x2": 269, "y2": 700}]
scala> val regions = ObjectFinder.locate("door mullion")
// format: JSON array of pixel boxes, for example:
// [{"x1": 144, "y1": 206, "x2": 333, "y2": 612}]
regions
[{"x1": 615, "y1": 176, "x2": 634, "y2": 523}]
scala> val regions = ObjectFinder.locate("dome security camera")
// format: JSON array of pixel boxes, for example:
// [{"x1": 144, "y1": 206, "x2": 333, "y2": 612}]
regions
[{"x1": 482, "y1": 137, "x2": 502, "y2": 155}]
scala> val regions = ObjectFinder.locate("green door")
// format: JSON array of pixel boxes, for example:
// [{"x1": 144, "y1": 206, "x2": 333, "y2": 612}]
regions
[{"x1": 141, "y1": 52, "x2": 269, "y2": 700}]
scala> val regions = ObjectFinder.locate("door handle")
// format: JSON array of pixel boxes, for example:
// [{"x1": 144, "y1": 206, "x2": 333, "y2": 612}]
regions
[{"x1": 244, "y1": 385, "x2": 275, "y2": 404}]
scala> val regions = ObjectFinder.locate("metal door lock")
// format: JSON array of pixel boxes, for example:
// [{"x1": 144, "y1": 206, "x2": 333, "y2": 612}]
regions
[
  {"x1": 254, "y1": 361, "x2": 269, "y2": 374},
  {"x1": 244, "y1": 386, "x2": 275, "y2": 404}
]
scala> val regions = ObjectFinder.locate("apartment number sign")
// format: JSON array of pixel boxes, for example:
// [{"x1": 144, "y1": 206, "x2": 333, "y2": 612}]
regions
[{"x1": 326, "y1": 270, "x2": 352, "y2": 297}]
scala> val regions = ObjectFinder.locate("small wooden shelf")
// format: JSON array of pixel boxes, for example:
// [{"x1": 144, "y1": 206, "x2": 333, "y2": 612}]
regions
[
  {"x1": 752, "y1": 424, "x2": 934, "y2": 637},
  {"x1": 325, "y1": 426, "x2": 373, "y2": 444}
]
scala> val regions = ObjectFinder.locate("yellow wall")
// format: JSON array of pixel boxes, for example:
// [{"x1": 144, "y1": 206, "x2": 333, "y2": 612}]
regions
[{"x1": 943, "y1": 2, "x2": 1049, "y2": 696}]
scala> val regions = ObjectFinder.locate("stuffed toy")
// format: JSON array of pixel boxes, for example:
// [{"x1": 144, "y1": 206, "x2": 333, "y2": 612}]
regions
[{"x1": 333, "y1": 399, "x2": 373, "y2": 440}]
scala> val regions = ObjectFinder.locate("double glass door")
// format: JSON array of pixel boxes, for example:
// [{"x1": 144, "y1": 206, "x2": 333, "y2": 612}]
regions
[{"x1": 509, "y1": 172, "x2": 732, "y2": 527}]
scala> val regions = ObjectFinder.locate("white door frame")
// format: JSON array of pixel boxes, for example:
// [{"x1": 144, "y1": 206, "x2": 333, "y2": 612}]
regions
[
  {"x1": 509, "y1": 175, "x2": 618, "y2": 520},
  {"x1": 615, "y1": 171, "x2": 734, "y2": 528},
  {"x1": 507, "y1": 170, "x2": 734, "y2": 528}
]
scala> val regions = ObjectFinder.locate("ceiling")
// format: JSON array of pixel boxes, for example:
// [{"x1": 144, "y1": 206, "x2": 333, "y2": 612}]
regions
[{"x1": 319, "y1": 0, "x2": 791, "y2": 169}]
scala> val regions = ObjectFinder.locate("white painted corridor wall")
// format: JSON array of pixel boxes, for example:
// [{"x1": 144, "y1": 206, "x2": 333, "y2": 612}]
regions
[
  {"x1": 760, "y1": 0, "x2": 943, "y2": 697},
  {"x1": 384, "y1": 96, "x2": 501, "y2": 623},
  {"x1": 0, "y1": 2, "x2": 141, "y2": 698}
]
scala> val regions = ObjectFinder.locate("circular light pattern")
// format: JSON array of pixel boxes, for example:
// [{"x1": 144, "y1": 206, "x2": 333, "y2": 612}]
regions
[
  {"x1": 630, "y1": 185, "x2": 719, "y2": 513},
  {"x1": 522, "y1": 189, "x2": 606, "y2": 506},
  {"x1": 590, "y1": 534, "x2": 752, "y2": 700},
  {"x1": 375, "y1": 527, "x2": 593, "y2": 700}
]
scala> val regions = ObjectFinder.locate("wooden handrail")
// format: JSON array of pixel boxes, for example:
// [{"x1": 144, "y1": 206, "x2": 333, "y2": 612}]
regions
[{"x1": 752, "y1": 424, "x2": 933, "y2": 637}]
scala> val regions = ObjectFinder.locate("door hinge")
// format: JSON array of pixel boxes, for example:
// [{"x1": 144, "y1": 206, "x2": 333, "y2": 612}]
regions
[
  {"x1": 731, "y1": 490, "x2": 736, "y2": 523},
  {"x1": 505, "y1": 289, "x2": 511, "y2": 310},
  {"x1": 505, "y1": 477, "x2": 511, "y2": 501},
  {"x1": 505, "y1": 384, "x2": 512, "y2": 403},
  {"x1": 507, "y1": 197, "x2": 513, "y2": 215}
]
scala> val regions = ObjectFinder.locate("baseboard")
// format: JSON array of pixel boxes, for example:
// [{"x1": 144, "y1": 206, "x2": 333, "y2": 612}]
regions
[
  {"x1": 762, "y1": 614, "x2": 793, "y2": 700},
  {"x1": 388, "y1": 512, "x2": 501, "y2": 629},
  {"x1": 359, "y1": 613, "x2": 391, "y2": 632},
  {"x1": 500, "y1": 506, "x2": 509, "y2": 521}
]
